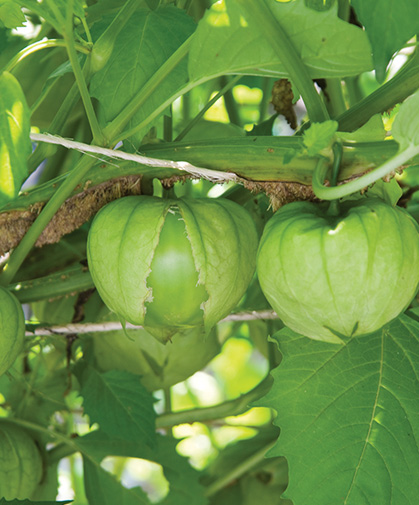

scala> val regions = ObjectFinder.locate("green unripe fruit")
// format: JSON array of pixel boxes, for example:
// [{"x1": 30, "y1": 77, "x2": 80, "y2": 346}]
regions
[
  {"x1": 0, "y1": 287, "x2": 25, "y2": 375},
  {"x1": 92, "y1": 323, "x2": 220, "y2": 391},
  {"x1": 0, "y1": 423, "x2": 43, "y2": 500},
  {"x1": 257, "y1": 198, "x2": 419, "y2": 343},
  {"x1": 87, "y1": 196, "x2": 258, "y2": 341}
]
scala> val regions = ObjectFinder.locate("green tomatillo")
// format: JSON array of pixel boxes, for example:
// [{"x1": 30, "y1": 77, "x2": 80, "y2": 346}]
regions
[
  {"x1": 257, "y1": 198, "x2": 419, "y2": 344},
  {"x1": 0, "y1": 287, "x2": 25, "y2": 375},
  {"x1": 87, "y1": 196, "x2": 258, "y2": 342}
]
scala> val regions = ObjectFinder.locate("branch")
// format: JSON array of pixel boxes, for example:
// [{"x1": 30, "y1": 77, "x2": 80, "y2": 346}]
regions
[
  {"x1": 0, "y1": 175, "x2": 142, "y2": 256},
  {"x1": 26, "y1": 310, "x2": 279, "y2": 337},
  {"x1": 30, "y1": 133, "x2": 238, "y2": 183}
]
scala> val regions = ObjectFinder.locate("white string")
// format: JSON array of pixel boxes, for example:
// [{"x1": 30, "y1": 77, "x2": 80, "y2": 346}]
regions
[
  {"x1": 26, "y1": 310, "x2": 279, "y2": 337},
  {"x1": 30, "y1": 132, "x2": 238, "y2": 183}
]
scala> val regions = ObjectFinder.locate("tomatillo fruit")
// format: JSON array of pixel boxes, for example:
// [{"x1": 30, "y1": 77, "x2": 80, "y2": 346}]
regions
[
  {"x1": 257, "y1": 198, "x2": 419, "y2": 344},
  {"x1": 87, "y1": 196, "x2": 258, "y2": 341}
]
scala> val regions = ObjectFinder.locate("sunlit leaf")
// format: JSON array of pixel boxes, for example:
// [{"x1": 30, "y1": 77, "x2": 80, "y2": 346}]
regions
[
  {"x1": 0, "y1": 71, "x2": 31, "y2": 208},
  {"x1": 391, "y1": 89, "x2": 419, "y2": 150},
  {"x1": 351, "y1": 0, "x2": 419, "y2": 82},
  {"x1": 0, "y1": 1, "x2": 26, "y2": 29},
  {"x1": 257, "y1": 316, "x2": 419, "y2": 505},
  {"x1": 189, "y1": 0, "x2": 372, "y2": 83}
]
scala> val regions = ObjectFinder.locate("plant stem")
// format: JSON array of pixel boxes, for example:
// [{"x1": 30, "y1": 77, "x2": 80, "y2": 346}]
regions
[
  {"x1": 2, "y1": 39, "x2": 90, "y2": 73},
  {"x1": 104, "y1": 35, "x2": 193, "y2": 144},
  {"x1": 175, "y1": 75, "x2": 242, "y2": 142},
  {"x1": 337, "y1": 50, "x2": 419, "y2": 132},
  {"x1": 312, "y1": 143, "x2": 419, "y2": 200},
  {"x1": 62, "y1": 0, "x2": 104, "y2": 144},
  {"x1": 236, "y1": 0, "x2": 329, "y2": 123},
  {"x1": 220, "y1": 75, "x2": 241, "y2": 126},
  {"x1": 204, "y1": 440, "x2": 276, "y2": 496},
  {"x1": 324, "y1": 79, "x2": 347, "y2": 118},
  {"x1": 156, "y1": 375, "x2": 273, "y2": 428},
  {"x1": 0, "y1": 156, "x2": 96, "y2": 286}
]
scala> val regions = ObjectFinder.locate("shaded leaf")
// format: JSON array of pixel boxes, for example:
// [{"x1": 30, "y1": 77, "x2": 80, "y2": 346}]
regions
[
  {"x1": 351, "y1": 0, "x2": 419, "y2": 82},
  {"x1": 83, "y1": 457, "x2": 151, "y2": 505},
  {"x1": 257, "y1": 316, "x2": 419, "y2": 505},
  {"x1": 90, "y1": 7, "x2": 196, "y2": 146},
  {"x1": 76, "y1": 431, "x2": 208, "y2": 505},
  {"x1": 392, "y1": 89, "x2": 419, "y2": 150},
  {"x1": 75, "y1": 365, "x2": 156, "y2": 448},
  {"x1": 0, "y1": 71, "x2": 31, "y2": 207},
  {"x1": 189, "y1": 0, "x2": 372, "y2": 83}
]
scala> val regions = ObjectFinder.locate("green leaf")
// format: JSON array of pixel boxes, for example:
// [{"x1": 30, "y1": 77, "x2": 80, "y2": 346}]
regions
[
  {"x1": 364, "y1": 179, "x2": 403, "y2": 206},
  {"x1": 351, "y1": 0, "x2": 419, "y2": 82},
  {"x1": 336, "y1": 114, "x2": 386, "y2": 142},
  {"x1": 391, "y1": 89, "x2": 419, "y2": 150},
  {"x1": 189, "y1": 0, "x2": 372, "y2": 83},
  {"x1": 0, "y1": 71, "x2": 31, "y2": 207},
  {"x1": 75, "y1": 365, "x2": 156, "y2": 448},
  {"x1": 83, "y1": 457, "x2": 151, "y2": 505},
  {"x1": 257, "y1": 316, "x2": 419, "y2": 505},
  {"x1": 302, "y1": 120, "x2": 338, "y2": 156},
  {"x1": 90, "y1": 6, "x2": 196, "y2": 146},
  {"x1": 77, "y1": 431, "x2": 208, "y2": 505},
  {"x1": 0, "y1": 1, "x2": 26, "y2": 29}
]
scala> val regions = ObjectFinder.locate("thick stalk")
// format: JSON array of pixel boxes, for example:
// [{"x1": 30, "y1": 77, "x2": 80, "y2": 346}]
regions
[
  {"x1": 236, "y1": 0, "x2": 329, "y2": 123},
  {"x1": 337, "y1": 50, "x2": 419, "y2": 132}
]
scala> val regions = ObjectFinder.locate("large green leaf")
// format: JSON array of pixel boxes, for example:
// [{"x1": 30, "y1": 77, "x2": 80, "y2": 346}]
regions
[
  {"x1": 90, "y1": 6, "x2": 195, "y2": 145},
  {"x1": 77, "y1": 431, "x2": 208, "y2": 505},
  {"x1": 257, "y1": 316, "x2": 419, "y2": 504},
  {"x1": 189, "y1": 0, "x2": 372, "y2": 83},
  {"x1": 75, "y1": 365, "x2": 156, "y2": 447},
  {"x1": 351, "y1": 0, "x2": 419, "y2": 82},
  {"x1": 0, "y1": 71, "x2": 31, "y2": 207}
]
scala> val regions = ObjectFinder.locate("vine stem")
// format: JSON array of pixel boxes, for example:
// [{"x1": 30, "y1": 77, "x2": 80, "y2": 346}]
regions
[
  {"x1": 62, "y1": 0, "x2": 104, "y2": 144},
  {"x1": 236, "y1": 0, "x2": 329, "y2": 123},
  {"x1": 312, "y1": 143, "x2": 419, "y2": 200}
]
